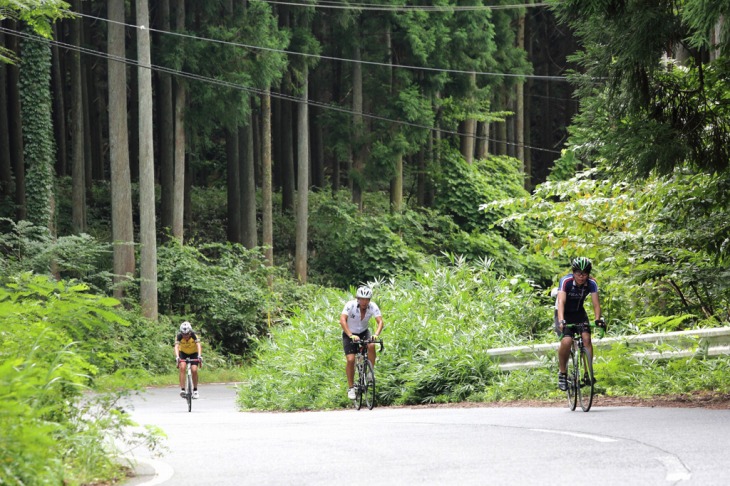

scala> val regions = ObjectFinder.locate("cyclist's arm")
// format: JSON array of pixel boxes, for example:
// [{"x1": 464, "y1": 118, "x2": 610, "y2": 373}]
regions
[
  {"x1": 556, "y1": 291, "x2": 567, "y2": 323},
  {"x1": 196, "y1": 340, "x2": 202, "y2": 356},
  {"x1": 591, "y1": 292, "x2": 602, "y2": 321},
  {"x1": 174, "y1": 341, "x2": 180, "y2": 360},
  {"x1": 339, "y1": 313, "x2": 354, "y2": 338},
  {"x1": 373, "y1": 316, "x2": 384, "y2": 338}
]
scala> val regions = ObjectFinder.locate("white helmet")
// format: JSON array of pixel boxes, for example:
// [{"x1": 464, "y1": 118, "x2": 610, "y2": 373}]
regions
[
  {"x1": 356, "y1": 286, "x2": 373, "y2": 299},
  {"x1": 180, "y1": 321, "x2": 193, "y2": 333}
]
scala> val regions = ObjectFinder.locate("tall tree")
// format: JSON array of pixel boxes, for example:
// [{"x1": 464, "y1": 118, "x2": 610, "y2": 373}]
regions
[
  {"x1": 172, "y1": 0, "x2": 186, "y2": 242},
  {"x1": 295, "y1": 65, "x2": 309, "y2": 283},
  {"x1": 226, "y1": 129, "x2": 241, "y2": 243},
  {"x1": 351, "y1": 25, "x2": 365, "y2": 210},
  {"x1": 70, "y1": 0, "x2": 86, "y2": 232},
  {"x1": 50, "y1": 23, "x2": 66, "y2": 177},
  {"x1": 241, "y1": 106, "x2": 257, "y2": 249},
  {"x1": 137, "y1": 0, "x2": 158, "y2": 320},
  {"x1": 516, "y1": 9, "x2": 526, "y2": 183},
  {"x1": 0, "y1": 32, "x2": 11, "y2": 197},
  {"x1": 262, "y1": 89, "x2": 274, "y2": 280},
  {"x1": 157, "y1": 0, "x2": 175, "y2": 234},
  {"x1": 108, "y1": 0, "x2": 135, "y2": 300},
  {"x1": 7, "y1": 21, "x2": 25, "y2": 220}
]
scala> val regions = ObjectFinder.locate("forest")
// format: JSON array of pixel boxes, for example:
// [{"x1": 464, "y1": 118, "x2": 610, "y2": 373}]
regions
[{"x1": 1, "y1": 0, "x2": 729, "y2": 484}]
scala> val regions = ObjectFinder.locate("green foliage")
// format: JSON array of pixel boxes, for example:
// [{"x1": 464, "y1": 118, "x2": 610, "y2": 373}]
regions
[
  {"x1": 184, "y1": 1, "x2": 288, "y2": 134},
  {"x1": 593, "y1": 345, "x2": 730, "y2": 398},
  {"x1": 435, "y1": 150, "x2": 528, "y2": 233},
  {"x1": 553, "y1": 0, "x2": 730, "y2": 175},
  {"x1": 237, "y1": 258, "x2": 550, "y2": 411},
  {"x1": 487, "y1": 165, "x2": 730, "y2": 329},
  {"x1": 156, "y1": 240, "x2": 305, "y2": 355},
  {"x1": 308, "y1": 193, "x2": 423, "y2": 288},
  {"x1": 0, "y1": 273, "x2": 163, "y2": 485},
  {"x1": 0, "y1": 218, "x2": 114, "y2": 293},
  {"x1": 0, "y1": 1, "x2": 70, "y2": 50}
]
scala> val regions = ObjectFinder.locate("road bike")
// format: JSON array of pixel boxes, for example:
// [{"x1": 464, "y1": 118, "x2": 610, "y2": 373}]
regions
[
  {"x1": 351, "y1": 338, "x2": 383, "y2": 410},
  {"x1": 179, "y1": 357, "x2": 201, "y2": 412},
  {"x1": 562, "y1": 324, "x2": 602, "y2": 412}
]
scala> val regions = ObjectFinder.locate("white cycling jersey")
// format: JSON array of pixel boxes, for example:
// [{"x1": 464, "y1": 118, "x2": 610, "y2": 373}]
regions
[{"x1": 341, "y1": 300, "x2": 381, "y2": 334}]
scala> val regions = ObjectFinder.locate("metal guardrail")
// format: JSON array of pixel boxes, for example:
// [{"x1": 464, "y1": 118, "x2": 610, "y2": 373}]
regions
[{"x1": 486, "y1": 327, "x2": 730, "y2": 371}]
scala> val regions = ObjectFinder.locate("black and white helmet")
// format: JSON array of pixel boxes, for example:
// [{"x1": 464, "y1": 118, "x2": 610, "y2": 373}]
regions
[
  {"x1": 356, "y1": 286, "x2": 373, "y2": 299},
  {"x1": 179, "y1": 321, "x2": 193, "y2": 333},
  {"x1": 571, "y1": 256, "x2": 593, "y2": 274}
]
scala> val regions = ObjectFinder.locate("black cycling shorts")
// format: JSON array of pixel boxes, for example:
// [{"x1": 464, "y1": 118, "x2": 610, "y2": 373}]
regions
[
  {"x1": 554, "y1": 311, "x2": 590, "y2": 338},
  {"x1": 179, "y1": 351, "x2": 200, "y2": 364},
  {"x1": 342, "y1": 330, "x2": 371, "y2": 355}
]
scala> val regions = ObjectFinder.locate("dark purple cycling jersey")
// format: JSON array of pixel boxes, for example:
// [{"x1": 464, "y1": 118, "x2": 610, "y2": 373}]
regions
[{"x1": 556, "y1": 274, "x2": 599, "y2": 323}]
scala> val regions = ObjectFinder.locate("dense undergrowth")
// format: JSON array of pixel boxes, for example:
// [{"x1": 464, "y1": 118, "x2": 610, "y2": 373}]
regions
[
  {"x1": 2, "y1": 152, "x2": 730, "y2": 482},
  {"x1": 237, "y1": 257, "x2": 730, "y2": 411}
]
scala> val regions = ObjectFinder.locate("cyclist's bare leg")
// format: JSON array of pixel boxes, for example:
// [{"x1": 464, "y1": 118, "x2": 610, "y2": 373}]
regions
[
  {"x1": 558, "y1": 335, "x2": 572, "y2": 373},
  {"x1": 178, "y1": 361, "x2": 187, "y2": 388},
  {"x1": 367, "y1": 342, "x2": 376, "y2": 367},
  {"x1": 191, "y1": 364, "x2": 199, "y2": 388},
  {"x1": 582, "y1": 331, "x2": 593, "y2": 365},
  {"x1": 345, "y1": 353, "x2": 356, "y2": 387}
]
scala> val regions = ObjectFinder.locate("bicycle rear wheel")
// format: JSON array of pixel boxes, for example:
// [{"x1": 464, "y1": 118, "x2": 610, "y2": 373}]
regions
[
  {"x1": 186, "y1": 371, "x2": 193, "y2": 412},
  {"x1": 566, "y1": 348, "x2": 578, "y2": 411},
  {"x1": 364, "y1": 360, "x2": 376, "y2": 410},
  {"x1": 579, "y1": 347, "x2": 594, "y2": 412}
]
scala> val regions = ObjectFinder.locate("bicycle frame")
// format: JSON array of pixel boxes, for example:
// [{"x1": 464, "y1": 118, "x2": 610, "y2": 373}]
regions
[
  {"x1": 562, "y1": 324, "x2": 598, "y2": 412},
  {"x1": 181, "y1": 358, "x2": 201, "y2": 412},
  {"x1": 351, "y1": 338, "x2": 383, "y2": 410}
]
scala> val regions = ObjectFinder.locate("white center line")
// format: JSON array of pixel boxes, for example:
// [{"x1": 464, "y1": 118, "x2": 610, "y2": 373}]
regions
[{"x1": 530, "y1": 428, "x2": 619, "y2": 443}]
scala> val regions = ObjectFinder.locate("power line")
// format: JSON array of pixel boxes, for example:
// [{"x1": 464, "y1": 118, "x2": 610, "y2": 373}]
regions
[
  {"x1": 66, "y1": 9, "x2": 573, "y2": 82},
  {"x1": 0, "y1": 26, "x2": 562, "y2": 154},
  {"x1": 260, "y1": 0, "x2": 549, "y2": 12}
]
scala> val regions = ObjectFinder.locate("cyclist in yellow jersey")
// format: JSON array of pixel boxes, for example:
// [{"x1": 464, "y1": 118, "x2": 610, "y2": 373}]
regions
[{"x1": 174, "y1": 321, "x2": 202, "y2": 399}]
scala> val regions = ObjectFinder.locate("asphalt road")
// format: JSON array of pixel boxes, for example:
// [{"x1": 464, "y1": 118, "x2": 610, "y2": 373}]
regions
[{"x1": 120, "y1": 383, "x2": 730, "y2": 485}]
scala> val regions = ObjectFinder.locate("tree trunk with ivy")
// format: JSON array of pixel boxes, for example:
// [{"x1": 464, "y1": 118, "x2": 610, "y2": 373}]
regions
[{"x1": 19, "y1": 27, "x2": 55, "y2": 233}]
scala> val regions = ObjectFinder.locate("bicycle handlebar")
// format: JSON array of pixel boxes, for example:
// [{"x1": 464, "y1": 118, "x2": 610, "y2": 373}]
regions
[
  {"x1": 561, "y1": 322, "x2": 605, "y2": 338},
  {"x1": 353, "y1": 338, "x2": 384, "y2": 352},
  {"x1": 178, "y1": 357, "x2": 202, "y2": 366}
]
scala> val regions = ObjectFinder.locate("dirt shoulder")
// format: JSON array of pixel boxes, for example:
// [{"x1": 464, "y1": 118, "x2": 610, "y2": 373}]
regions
[{"x1": 397, "y1": 391, "x2": 730, "y2": 410}]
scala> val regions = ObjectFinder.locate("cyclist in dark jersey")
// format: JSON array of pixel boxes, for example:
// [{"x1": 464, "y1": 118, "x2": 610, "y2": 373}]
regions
[{"x1": 555, "y1": 257, "x2": 606, "y2": 391}]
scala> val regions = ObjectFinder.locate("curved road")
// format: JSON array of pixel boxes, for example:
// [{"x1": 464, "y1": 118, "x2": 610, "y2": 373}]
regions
[{"x1": 121, "y1": 384, "x2": 730, "y2": 485}]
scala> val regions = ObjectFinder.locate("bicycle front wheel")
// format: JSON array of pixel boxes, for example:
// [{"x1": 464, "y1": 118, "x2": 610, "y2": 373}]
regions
[
  {"x1": 566, "y1": 349, "x2": 578, "y2": 411},
  {"x1": 354, "y1": 360, "x2": 364, "y2": 410},
  {"x1": 364, "y1": 360, "x2": 376, "y2": 410},
  {"x1": 578, "y1": 347, "x2": 594, "y2": 412},
  {"x1": 186, "y1": 371, "x2": 193, "y2": 412}
]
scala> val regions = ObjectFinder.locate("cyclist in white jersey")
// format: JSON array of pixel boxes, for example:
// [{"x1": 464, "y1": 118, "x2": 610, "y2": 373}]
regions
[{"x1": 340, "y1": 286, "x2": 384, "y2": 400}]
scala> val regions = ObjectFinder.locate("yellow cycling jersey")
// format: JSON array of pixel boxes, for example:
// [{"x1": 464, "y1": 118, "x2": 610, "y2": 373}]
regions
[{"x1": 176, "y1": 332, "x2": 199, "y2": 354}]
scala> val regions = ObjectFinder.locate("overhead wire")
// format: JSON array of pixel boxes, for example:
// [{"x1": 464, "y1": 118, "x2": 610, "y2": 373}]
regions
[
  {"x1": 2, "y1": 25, "x2": 563, "y2": 154},
  {"x1": 66, "y1": 9, "x2": 573, "y2": 82},
  {"x1": 258, "y1": 0, "x2": 549, "y2": 11}
]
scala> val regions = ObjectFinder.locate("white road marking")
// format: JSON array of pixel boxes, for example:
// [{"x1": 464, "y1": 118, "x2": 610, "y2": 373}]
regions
[
  {"x1": 656, "y1": 455, "x2": 691, "y2": 482},
  {"x1": 530, "y1": 428, "x2": 618, "y2": 443}
]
